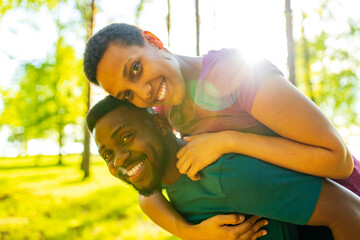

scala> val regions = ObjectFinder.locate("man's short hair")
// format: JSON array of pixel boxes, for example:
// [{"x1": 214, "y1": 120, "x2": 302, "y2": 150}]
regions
[
  {"x1": 86, "y1": 95, "x2": 150, "y2": 133},
  {"x1": 83, "y1": 23, "x2": 144, "y2": 85}
]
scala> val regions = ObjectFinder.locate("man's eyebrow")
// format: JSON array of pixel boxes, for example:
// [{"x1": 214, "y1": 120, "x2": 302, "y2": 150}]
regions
[
  {"x1": 111, "y1": 124, "x2": 127, "y2": 139},
  {"x1": 99, "y1": 145, "x2": 105, "y2": 152}
]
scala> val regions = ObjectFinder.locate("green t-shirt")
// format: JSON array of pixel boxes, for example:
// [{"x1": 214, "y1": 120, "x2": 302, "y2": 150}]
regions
[{"x1": 163, "y1": 153, "x2": 323, "y2": 240}]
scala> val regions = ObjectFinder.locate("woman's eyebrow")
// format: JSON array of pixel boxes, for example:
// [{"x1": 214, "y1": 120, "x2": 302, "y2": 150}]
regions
[
  {"x1": 116, "y1": 58, "x2": 134, "y2": 99},
  {"x1": 123, "y1": 58, "x2": 132, "y2": 77},
  {"x1": 116, "y1": 91, "x2": 122, "y2": 99}
]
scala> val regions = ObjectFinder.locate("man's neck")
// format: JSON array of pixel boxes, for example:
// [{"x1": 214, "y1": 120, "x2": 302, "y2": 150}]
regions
[{"x1": 161, "y1": 137, "x2": 187, "y2": 185}]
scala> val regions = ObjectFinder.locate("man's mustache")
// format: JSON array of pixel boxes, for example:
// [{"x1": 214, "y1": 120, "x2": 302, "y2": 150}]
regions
[{"x1": 117, "y1": 154, "x2": 146, "y2": 178}]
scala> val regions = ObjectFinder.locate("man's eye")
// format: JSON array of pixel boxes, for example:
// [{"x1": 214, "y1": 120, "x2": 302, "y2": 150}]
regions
[
  {"x1": 103, "y1": 151, "x2": 112, "y2": 161},
  {"x1": 131, "y1": 61, "x2": 142, "y2": 78},
  {"x1": 121, "y1": 133, "x2": 134, "y2": 144}
]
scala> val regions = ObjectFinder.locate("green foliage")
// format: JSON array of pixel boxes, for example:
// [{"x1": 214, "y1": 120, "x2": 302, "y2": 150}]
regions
[
  {"x1": 295, "y1": 3, "x2": 360, "y2": 127},
  {"x1": 135, "y1": 0, "x2": 153, "y2": 24},
  {"x1": 0, "y1": 0, "x2": 65, "y2": 17},
  {"x1": 73, "y1": 0, "x2": 97, "y2": 40},
  {"x1": 0, "y1": 154, "x2": 177, "y2": 240},
  {"x1": 0, "y1": 36, "x2": 88, "y2": 154}
]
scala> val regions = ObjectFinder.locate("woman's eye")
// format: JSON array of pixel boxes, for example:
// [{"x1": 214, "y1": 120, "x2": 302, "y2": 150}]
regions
[
  {"x1": 124, "y1": 91, "x2": 132, "y2": 101},
  {"x1": 131, "y1": 61, "x2": 142, "y2": 78},
  {"x1": 121, "y1": 133, "x2": 134, "y2": 144}
]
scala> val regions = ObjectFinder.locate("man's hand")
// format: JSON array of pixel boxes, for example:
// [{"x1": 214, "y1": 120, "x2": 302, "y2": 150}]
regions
[
  {"x1": 182, "y1": 214, "x2": 268, "y2": 240},
  {"x1": 177, "y1": 132, "x2": 226, "y2": 180}
]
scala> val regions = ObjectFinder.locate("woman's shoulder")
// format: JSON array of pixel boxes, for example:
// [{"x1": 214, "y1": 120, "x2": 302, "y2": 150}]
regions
[
  {"x1": 202, "y1": 48, "x2": 283, "y2": 88},
  {"x1": 202, "y1": 48, "x2": 244, "y2": 71}
]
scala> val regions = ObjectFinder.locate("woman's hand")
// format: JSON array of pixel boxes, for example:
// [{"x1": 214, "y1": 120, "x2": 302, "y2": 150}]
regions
[
  {"x1": 176, "y1": 132, "x2": 227, "y2": 181},
  {"x1": 182, "y1": 215, "x2": 268, "y2": 240}
]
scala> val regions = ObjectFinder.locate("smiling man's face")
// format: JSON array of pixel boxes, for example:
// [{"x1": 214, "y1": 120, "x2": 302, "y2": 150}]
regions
[{"x1": 93, "y1": 106, "x2": 169, "y2": 196}]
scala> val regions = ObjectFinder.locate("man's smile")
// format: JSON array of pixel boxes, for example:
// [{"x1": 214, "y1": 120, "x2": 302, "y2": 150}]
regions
[
  {"x1": 127, "y1": 161, "x2": 144, "y2": 180},
  {"x1": 121, "y1": 156, "x2": 147, "y2": 183}
]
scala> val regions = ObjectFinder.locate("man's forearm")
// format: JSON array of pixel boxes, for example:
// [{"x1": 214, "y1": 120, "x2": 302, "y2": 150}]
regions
[{"x1": 138, "y1": 191, "x2": 192, "y2": 239}]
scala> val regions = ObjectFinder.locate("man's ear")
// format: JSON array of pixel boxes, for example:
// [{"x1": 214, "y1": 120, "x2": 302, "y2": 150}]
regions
[
  {"x1": 152, "y1": 113, "x2": 169, "y2": 136},
  {"x1": 142, "y1": 30, "x2": 164, "y2": 49}
]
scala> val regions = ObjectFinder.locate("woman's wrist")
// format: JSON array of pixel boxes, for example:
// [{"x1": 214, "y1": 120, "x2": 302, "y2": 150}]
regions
[{"x1": 218, "y1": 130, "x2": 244, "y2": 154}]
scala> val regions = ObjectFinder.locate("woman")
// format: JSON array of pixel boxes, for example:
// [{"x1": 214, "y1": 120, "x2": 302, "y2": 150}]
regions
[{"x1": 83, "y1": 23, "x2": 360, "y2": 239}]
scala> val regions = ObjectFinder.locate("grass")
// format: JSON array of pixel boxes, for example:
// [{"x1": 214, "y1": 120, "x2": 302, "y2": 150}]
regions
[{"x1": 0, "y1": 155, "x2": 179, "y2": 240}]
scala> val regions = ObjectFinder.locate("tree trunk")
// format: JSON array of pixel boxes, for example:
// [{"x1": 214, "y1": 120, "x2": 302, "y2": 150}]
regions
[
  {"x1": 301, "y1": 16, "x2": 315, "y2": 103},
  {"x1": 213, "y1": 0, "x2": 216, "y2": 48},
  {"x1": 285, "y1": 0, "x2": 296, "y2": 85},
  {"x1": 167, "y1": 0, "x2": 171, "y2": 48},
  {"x1": 82, "y1": 109, "x2": 90, "y2": 177},
  {"x1": 81, "y1": 0, "x2": 95, "y2": 179},
  {"x1": 58, "y1": 120, "x2": 63, "y2": 165},
  {"x1": 195, "y1": 0, "x2": 200, "y2": 56}
]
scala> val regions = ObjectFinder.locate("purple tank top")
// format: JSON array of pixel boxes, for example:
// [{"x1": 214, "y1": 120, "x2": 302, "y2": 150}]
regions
[
  {"x1": 156, "y1": 48, "x2": 360, "y2": 197},
  {"x1": 334, "y1": 155, "x2": 360, "y2": 196}
]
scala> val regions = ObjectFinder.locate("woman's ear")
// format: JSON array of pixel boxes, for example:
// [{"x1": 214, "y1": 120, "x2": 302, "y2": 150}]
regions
[
  {"x1": 142, "y1": 30, "x2": 164, "y2": 49},
  {"x1": 152, "y1": 113, "x2": 169, "y2": 136}
]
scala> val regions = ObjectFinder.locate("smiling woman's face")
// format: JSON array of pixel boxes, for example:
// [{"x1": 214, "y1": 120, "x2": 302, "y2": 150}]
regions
[{"x1": 96, "y1": 42, "x2": 186, "y2": 108}]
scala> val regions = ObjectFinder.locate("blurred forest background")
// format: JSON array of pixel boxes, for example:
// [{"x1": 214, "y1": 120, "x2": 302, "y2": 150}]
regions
[{"x1": 0, "y1": 0, "x2": 359, "y2": 239}]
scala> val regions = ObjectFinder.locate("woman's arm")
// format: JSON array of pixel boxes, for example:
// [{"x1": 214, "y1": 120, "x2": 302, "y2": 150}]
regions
[
  {"x1": 249, "y1": 74, "x2": 353, "y2": 178},
  {"x1": 138, "y1": 192, "x2": 267, "y2": 240},
  {"x1": 177, "y1": 74, "x2": 353, "y2": 180}
]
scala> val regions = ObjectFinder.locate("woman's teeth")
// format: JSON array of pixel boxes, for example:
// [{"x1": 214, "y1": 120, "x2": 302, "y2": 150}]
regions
[
  {"x1": 157, "y1": 81, "x2": 167, "y2": 101},
  {"x1": 127, "y1": 161, "x2": 144, "y2": 177}
]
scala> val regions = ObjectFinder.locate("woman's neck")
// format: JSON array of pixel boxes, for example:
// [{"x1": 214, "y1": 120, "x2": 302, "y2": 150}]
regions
[
  {"x1": 170, "y1": 54, "x2": 203, "y2": 124},
  {"x1": 174, "y1": 54, "x2": 203, "y2": 84}
]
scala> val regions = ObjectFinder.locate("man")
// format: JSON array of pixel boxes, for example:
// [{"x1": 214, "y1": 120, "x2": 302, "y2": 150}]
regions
[{"x1": 87, "y1": 95, "x2": 360, "y2": 240}]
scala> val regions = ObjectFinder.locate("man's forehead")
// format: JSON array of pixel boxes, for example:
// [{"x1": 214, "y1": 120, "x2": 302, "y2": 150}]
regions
[
  {"x1": 97, "y1": 107, "x2": 150, "y2": 130},
  {"x1": 93, "y1": 120, "x2": 132, "y2": 149},
  {"x1": 96, "y1": 114, "x2": 131, "y2": 132}
]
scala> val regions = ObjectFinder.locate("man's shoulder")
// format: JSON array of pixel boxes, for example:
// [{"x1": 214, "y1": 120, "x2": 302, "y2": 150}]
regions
[
  {"x1": 217, "y1": 153, "x2": 323, "y2": 194},
  {"x1": 217, "y1": 154, "x2": 323, "y2": 225},
  {"x1": 203, "y1": 153, "x2": 257, "y2": 174}
]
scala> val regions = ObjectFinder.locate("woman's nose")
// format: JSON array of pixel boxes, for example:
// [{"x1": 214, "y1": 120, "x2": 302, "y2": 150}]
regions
[{"x1": 133, "y1": 82, "x2": 152, "y2": 100}]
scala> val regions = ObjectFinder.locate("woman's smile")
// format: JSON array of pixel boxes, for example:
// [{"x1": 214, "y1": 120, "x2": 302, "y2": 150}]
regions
[{"x1": 154, "y1": 79, "x2": 167, "y2": 102}]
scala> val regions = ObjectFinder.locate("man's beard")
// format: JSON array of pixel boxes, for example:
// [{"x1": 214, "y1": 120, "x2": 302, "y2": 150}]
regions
[
  {"x1": 121, "y1": 138, "x2": 170, "y2": 197},
  {"x1": 132, "y1": 163, "x2": 164, "y2": 196}
]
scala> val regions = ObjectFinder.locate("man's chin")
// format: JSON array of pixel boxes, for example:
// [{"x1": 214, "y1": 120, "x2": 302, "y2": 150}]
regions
[
  {"x1": 138, "y1": 188, "x2": 159, "y2": 197},
  {"x1": 131, "y1": 162, "x2": 165, "y2": 196},
  {"x1": 133, "y1": 183, "x2": 162, "y2": 197}
]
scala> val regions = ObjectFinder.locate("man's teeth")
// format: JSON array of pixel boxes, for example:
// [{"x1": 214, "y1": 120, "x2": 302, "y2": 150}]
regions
[
  {"x1": 126, "y1": 161, "x2": 144, "y2": 177},
  {"x1": 157, "y1": 81, "x2": 167, "y2": 101}
]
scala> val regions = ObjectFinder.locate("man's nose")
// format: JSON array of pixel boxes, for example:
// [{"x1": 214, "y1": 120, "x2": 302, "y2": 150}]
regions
[{"x1": 113, "y1": 150, "x2": 130, "y2": 168}]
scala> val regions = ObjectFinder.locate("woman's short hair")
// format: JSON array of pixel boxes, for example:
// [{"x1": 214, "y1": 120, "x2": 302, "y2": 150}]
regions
[{"x1": 83, "y1": 23, "x2": 144, "y2": 85}]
